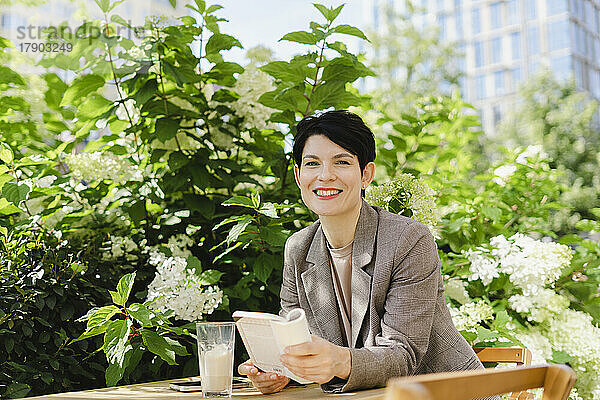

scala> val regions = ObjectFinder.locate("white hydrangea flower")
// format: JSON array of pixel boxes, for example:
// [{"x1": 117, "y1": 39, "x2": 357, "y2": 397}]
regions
[
  {"x1": 64, "y1": 152, "x2": 143, "y2": 184},
  {"x1": 166, "y1": 233, "x2": 194, "y2": 259},
  {"x1": 492, "y1": 164, "x2": 517, "y2": 186},
  {"x1": 230, "y1": 65, "x2": 277, "y2": 131},
  {"x1": 449, "y1": 300, "x2": 494, "y2": 332},
  {"x1": 516, "y1": 145, "x2": 546, "y2": 165},
  {"x1": 514, "y1": 328, "x2": 553, "y2": 365},
  {"x1": 146, "y1": 249, "x2": 223, "y2": 322},
  {"x1": 509, "y1": 289, "x2": 569, "y2": 323},
  {"x1": 103, "y1": 235, "x2": 139, "y2": 261},
  {"x1": 365, "y1": 173, "x2": 439, "y2": 234},
  {"x1": 444, "y1": 276, "x2": 470, "y2": 304},
  {"x1": 464, "y1": 250, "x2": 500, "y2": 285},
  {"x1": 465, "y1": 234, "x2": 572, "y2": 295},
  {"x1": 115, "y1": 98, "x2": 140, "y2": 125},
  {"x1": 493, "y1": 233, "x2": 572, "y2": 295}
]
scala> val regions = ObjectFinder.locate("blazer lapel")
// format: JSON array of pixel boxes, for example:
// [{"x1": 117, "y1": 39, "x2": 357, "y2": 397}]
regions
[
  {"x1": 301, "y1": 223, "x2": 345, "y2": 347},
  {"x1": 351, "y1": 201, "x2": 378, "y2": 348}
]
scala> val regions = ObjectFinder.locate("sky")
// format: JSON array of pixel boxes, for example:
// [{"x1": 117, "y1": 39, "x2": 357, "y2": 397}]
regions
[{"x1": 211, "y1": 0, "x2": 370, "y2": 64}]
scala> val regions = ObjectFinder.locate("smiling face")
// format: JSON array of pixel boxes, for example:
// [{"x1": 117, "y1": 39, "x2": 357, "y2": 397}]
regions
[{"x1": 294, "y1": 135, "x2": 374, "y2": 219}]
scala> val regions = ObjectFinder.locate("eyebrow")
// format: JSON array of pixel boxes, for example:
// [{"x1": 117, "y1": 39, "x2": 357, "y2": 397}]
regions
[{"x1": 302, "y1": 153, "x2": 354, "y2": 160}]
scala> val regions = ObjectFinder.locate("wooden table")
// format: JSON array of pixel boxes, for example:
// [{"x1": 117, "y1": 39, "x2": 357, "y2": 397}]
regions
[{"x1": 27, "y1": 377, "x2": 386, "y2": 400}]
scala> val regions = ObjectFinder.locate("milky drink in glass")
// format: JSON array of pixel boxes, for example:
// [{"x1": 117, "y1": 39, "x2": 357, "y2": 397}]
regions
[{"x1": 196, "y1": 322, "x2": 235, "y2": 397}]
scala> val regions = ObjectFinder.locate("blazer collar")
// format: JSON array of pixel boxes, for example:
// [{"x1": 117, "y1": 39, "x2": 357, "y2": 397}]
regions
[{"x1": 306, "y1": 200, "x2": 378, "y2": 268}]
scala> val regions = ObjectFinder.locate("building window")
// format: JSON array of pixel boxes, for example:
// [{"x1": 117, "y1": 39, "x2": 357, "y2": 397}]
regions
[
  {"x1": 573, "y1": 22, "x2": 585, "y2": 55},
  {"x1": 529, "y1": 58, "x2": 541, "y2": 75},
  {"x1": 472, "y1": 7, "x2": 481, "y2": 34},
  {"x1": 547, "y1": 19, "x2": 570, "y2": 51},
  {"x1": 454, "y1": 0, "x2": 462, "y2": 9},
  {"x1": 506, "y1": 0, "x2": 518, "y2": 25},
  {"x1": 490, "y1": 2, "x2": 502, "y2": 29},
  {"x1": 525, "y1": 0, "x2": 537, "y2": 20},
  {"x1": 490, "y1": 37, "x2": 502, "y2": 63},
  {"x1": 527, "y1": 25, "x2": 540, "y2": 54},
  {"x1": 474, "y1": 40, "x2": 484, "y2": 68},
  {"x1": 438, "y1": 14, "x2": 447, "y2": 40},
  {"x1": 456, "y1": 10, "x2": 464, "y2": 39},
  {"x1": 511, "y1": 31, "x2": 521, "y2": 60},
  {"x1": 551, "y1": 55, "x2": 572, "y2": 81},
  {"x1": 511, "y1": 67, "x2": 522, "y2": 91},
  {"x1": 573, "y1": 57, "x2": 584, "y2": 88},
  {"x1": 585, "y1": 1, "x2": 593, "y2": 28},
  {"x1": 492, "y1": 105, "x2": 502, "y2": 126},
  {"x1": 457, "y1": 43, "x2": 466, "y2": 71},
  {"x1": 547, "y1": 0, "x2": 568, "y2": 15},
  {"x1": 591, "y1": 69, "x2": 600, "y2": 98},
  {"x1": 475, "y1": 74, "x2": 486, "y2": 99},
  {"x1": 494, "y1": 70, "x2": 505, "y2": 95}
]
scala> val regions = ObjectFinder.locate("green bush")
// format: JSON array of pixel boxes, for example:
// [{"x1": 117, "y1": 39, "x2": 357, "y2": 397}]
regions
[{"x1": 0, "y1": 229, "x2": 107, "y2": 398}]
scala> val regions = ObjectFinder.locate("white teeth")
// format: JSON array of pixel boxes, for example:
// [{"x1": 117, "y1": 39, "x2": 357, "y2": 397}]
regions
[{"x1": 315, "y1": 190, "x2": 341, "y2": 197}]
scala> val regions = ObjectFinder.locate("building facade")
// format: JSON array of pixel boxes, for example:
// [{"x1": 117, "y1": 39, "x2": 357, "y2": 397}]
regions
[{"x1": 368, "y1": 0, "x2": 600, "y2": 134}]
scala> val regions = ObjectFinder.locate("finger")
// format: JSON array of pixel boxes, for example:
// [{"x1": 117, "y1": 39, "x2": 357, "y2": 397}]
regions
[
  {"x1": 238, "y1": 361, "x2": 260, "y2": 376},
  {"x1": 284, "y1": 341, "x2": 322, "y2": 356},
  {"x1": 281, "y1": 354, "x2": 323, "y2": 369}
]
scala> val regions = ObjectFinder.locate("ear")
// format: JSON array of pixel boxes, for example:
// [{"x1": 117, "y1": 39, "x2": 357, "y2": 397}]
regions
[
  {"x1": 361, "y1": 162, "x2": 375, "y2": 188},
  {"x1": 293, "y1": 164, "x2": 301, "y2": 188}
]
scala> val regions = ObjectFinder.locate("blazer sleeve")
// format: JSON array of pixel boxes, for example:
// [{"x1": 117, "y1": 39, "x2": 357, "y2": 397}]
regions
[
  {"x1": 279, "y1": 237, "x2": 300, "y2": 317},
  {"x1": 342, "y1": 222, "x2": 441, "y2": 392}
]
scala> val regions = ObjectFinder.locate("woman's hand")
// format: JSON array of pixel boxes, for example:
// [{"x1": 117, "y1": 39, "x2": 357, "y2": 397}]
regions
[
  {"x1": 280, "y1": 335, "x2": 351, "y2": 384},
  {"x1": 238, "y1": 360, "x2": 290, "y2": 394}
]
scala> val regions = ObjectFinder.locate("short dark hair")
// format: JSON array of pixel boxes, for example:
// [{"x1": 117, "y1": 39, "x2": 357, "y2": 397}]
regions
[{"x1": 293, "y1": 110, "x2": 376, "y2": 172}]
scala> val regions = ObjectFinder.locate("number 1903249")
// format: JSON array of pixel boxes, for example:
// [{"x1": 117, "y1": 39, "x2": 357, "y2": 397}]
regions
[{"x1": 19, "y1": 42, "x2": 73, "y2": 52}]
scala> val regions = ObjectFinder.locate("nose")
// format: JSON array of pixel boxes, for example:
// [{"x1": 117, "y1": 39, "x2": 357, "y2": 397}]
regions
[{"x1": 317, "y1": 162, "x2": 335, "y2": 181}]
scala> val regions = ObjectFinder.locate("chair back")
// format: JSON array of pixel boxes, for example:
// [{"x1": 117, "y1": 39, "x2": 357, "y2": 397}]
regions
[
  {"x1": 474, "y1": 347, "x2": 532, "y2": 365},
  {"x1": 385, "y1": 364, "x2": 576, "y2": 400}
]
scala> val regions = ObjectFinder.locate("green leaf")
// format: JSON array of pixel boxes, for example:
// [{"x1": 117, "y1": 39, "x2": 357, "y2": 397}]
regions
[
  {"x1": 94, "y1": 0, "x2": 111, "y2": 12},
  {"x1": 141, "y1": 330, "x2": 176, "y2": 365},
  {"x1": 194, "y1": 0, "x2": 206, "y2": 13},
  {"x1": 258, "y1": 202, "x2": 278, "y2": 218},
  {"x1": 260, "y1": 61, "x2": 310, "y2": 83},
  {"x1": 61, "y1": 74, "x2": 105, "y2": 106},
  {"x1": 164, "y1": 337, "x2": 189, "y2": 356},
  {"x1": 205, "y1": 33, "x2": 242, "y2": 55},
  {"x1": 331, "y1": 24, "x2": 369, "y2": 41},
  {"x1": 206, "y1": 4, "x2": 223, "y2": 13},
  {"x1": 199, "y1": 269, "x2": 224, "y2": 285},
  {"x1": 128, "y1": 200, "x2": 146, "y2": 226},
  {"x1": 168, "y1": 0, "x2": 176, "y2": 7},
  {"x1": 279, "y1": 31, "x2": 318, "y2": 45},
  {"x1": 104, "y1": 320, "x2": 133, "y2": 367},
  {"x1": 187, "y1": 255, "x2": 202, "y2": 272},
  {"x1": 551, "y1": 350, "x2": 573, "y2": 364},
  {"x1": 0, "y1": 66, "x2": 25, "y2": 86},
  {"x1": 4, "y1": 383, "x2": 31, "y2": 399},
  {"x1": 222, "y1": 196, "x2": 255, "y2": 208},
  {"x1": 168, "y1": 151, "x2": 189, "y2": 171},
  {"x1": 260, "y1": 226, "x2": 288, "y2": 247},
  {"x1": 254, "y1": 253, "x2": 279, "y2": 283},
  {"x1": 111, "y1": 272, "x2": 136, "y2": 307},
  {"x1": 0, "y1": 142, "x2": 14, "y2": 164},
  {"x1": 155, "y1": 118, "x2": 179, "y2": 142},
  {"x1": 85, "y1": 305, "x2": 120, "y2": 329},
  {"x1": 481, "y1": 206, "x2": 502, "y2": 222},
  {"x1": 128, "y1": 303, "x2": 154, "y2": 327},
  {"x1": 313, "y1": 4, "x2": 344, "y2": 22},
  {"x1": 2, "y1": 182, "x2": 30, "y2": 206},
  {"x1": 227, "y1": 215, "x2": 253, "y2": 244}
]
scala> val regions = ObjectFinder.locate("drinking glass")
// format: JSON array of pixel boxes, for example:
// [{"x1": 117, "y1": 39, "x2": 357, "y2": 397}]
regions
[{"x1": 196, "y1": 322, "x2": 235, "y2": 397}]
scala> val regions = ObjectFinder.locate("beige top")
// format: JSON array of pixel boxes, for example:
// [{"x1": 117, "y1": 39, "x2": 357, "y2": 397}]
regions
[{"x1": 327, "y1": 240, "x2": 353, "y2": 347}]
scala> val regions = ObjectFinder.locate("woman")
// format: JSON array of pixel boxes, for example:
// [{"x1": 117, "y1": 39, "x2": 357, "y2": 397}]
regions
[{"x1": 239, "y1": 110, "x2": 485, "y2": 393}]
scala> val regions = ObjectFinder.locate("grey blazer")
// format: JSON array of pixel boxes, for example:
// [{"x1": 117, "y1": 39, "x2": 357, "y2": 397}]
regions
[{"x1": 280, "y1": 201, "x2": 485, "y2": 392}]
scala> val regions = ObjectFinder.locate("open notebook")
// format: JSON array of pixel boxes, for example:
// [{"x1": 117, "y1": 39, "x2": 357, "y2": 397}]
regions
[{"x1": 233, "y1": 308, "x2": 312, "y2": 384}]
